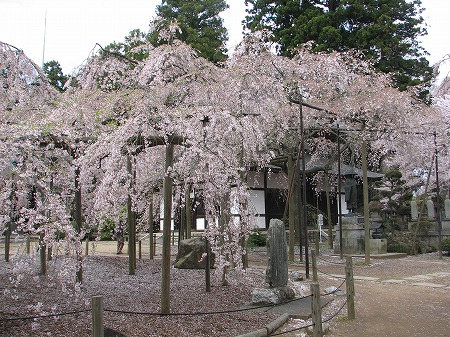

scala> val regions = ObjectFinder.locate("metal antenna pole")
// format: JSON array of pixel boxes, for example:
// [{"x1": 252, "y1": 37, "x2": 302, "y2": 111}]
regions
[{"x1": 42, "y1": 10, "x2": 47, "y2": 68}]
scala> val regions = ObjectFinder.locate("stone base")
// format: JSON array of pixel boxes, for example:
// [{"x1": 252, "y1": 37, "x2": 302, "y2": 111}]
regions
[
  {"x1": 334, "y1": 216, "x2": 365, "y2": 254},
  {"x1": 251, "y1": 286, "x2": 295, "y2": 305},
  {"x1": 370, "y1": 238, "x2": 387, "y2": 254}
]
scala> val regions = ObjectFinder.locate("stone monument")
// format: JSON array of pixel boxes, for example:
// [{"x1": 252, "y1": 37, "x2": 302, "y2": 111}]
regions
[
  {"x1": 445, "y1": 197, "x2": 450, "y2": 220},
  {"x1": 410, "y1": 199, "x2": 418, "y2": 220},
  {"x1": 427, "y1": 196, "x2": 435, "y2": 219},
  {"x1": 251, "y1": 219, "x2": 294, "y2": 305},
  {"x1": 266, "y1": 218, "x2": 288, "y2": 287}
]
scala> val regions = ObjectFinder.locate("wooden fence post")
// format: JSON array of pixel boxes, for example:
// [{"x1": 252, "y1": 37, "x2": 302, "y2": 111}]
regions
[
  {"x1": 92, "y1": 296, "x2": 104, "y2": 337},
  {"x1": 311, "y1": 250, "x2": 318, "y2": 282},
  {"x1": 139, "y1": 240, "x2": 142, "y2": 260},
  {"x1": 4, "y1": 222, "x2": 10, "y2": 262},
  {"x1": 315, "y1": 230, "x2": 320, "y2": 256},
  {"x1": 26, "y1": 235, "x2": 31, "y2": 255},
  {"x1": 39, "y1": 232, "x2": 46, "y2": 275},
  {"x1": 345, "y1": 256, "x2": 355, "y2": 319},
  {"x1": 311, "y1": 282, "x2": 323, "y2": 337},
  {"x1": 85, "y1": 237, "x2": 89, "y2": 256}
]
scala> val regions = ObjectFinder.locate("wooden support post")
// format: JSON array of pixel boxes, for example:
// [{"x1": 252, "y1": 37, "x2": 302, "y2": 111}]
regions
[
  {"x1": 361, "y1": 137, "x2": 371, "y2": 264},
  {"x1": 315, "y1": 230, "x2": 320, "y2": 256},
  {"x1": 127, "y1": 155, "x2": 136, "y2": 275},
  {"x1": 26, "y1": 235, "x2": 31, "y2": 255},
  {"x1": 205, "y1": 235, "x2": 211, "y2": 292},
  {"x1": 172, "y1": 230, "x2": 175, "y2": 246},
  {"x1": 325, "y1": 178, "x2": 333, "y2": 249},
  {"x1": 91, "y1": 296, "x2": 104, "y2": 337},
  {"x1": 149, "y1": 197, "x2": 154, "y2": 260},
  {"x1": 138, "y1": 240, "x2": 142, "y2": 260},
  {"x1": 288, "y1": 155, "x2": 295, "y2": 262},
  {"x1": 4, "y1": 222, "x2": 11, "y2": 262},
  {"x1": 39, "y1": 232, "x2": 46, "y2": 275},
  {"x1": 85, "y1": 237, "x2": 89, "y2": 256},
  {"x1": 75, "y1": 167, "x2": 83, "y2": 283},
  {"x1": 311, "y1": 250, "x2": 318, "y2": 282},
  {"x1": 311, "y1": 282, "x2": 323, "y2": 337},
  {"x1": 153, "y1": 234, "x2": 156, "y2": 256},
  {"x1": 345, "y1": 256, "x2": 355, "y2": 320},
  {"x1": 186, "y1": 188, "x2": 192, "y2": 239},
  {"x1": 47, "y1": 247, "x2": 52, "y2": 261},
  {"x1": 161, "y1": 142, "x2": 174, "y2": 315}
]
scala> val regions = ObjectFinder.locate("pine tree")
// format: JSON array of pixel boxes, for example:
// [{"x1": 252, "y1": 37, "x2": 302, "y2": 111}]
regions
[
  {"x1": 43, "y1": 60, "x2": 68, "y2": 92},
  {"x1": 244, "y1": 0, "x2": 432, "y2": 90},
  {"x1": 150, "y1": 0, "x2": 229, "y2": 63}
]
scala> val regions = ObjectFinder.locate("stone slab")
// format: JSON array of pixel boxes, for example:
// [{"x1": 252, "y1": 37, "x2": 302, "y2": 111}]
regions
[
  {"x1": 326, "y1": 274, "x2": 378, "y2": 281},
  {"x1": 331, "y1": 253, "x2": 408, "y2": 259},
  {"x1": 381, "y1": 279, "x2": 406, "y2": 284},
  {"x1": 354, "y1": 276, "x2": 379, "y2": 281},
  {"x1": 410, "y1": 282, "x2": 447, "y2": 288},
  {"x1": 426, "y1": 272, "x2": 450, "y2": 277},
  {"x1": 403, "y1": 275, "x2": 433, "y2": 281}
]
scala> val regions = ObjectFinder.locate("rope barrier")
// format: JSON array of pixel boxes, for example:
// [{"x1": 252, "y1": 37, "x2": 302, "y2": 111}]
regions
[
  {"x1": 103, "y1": 293, "x2": 314, "y2": 317},
  {"x1": 0, "y1": 309, "x2": 90, "y2": 322},
  {"x1": 317, "y1": 256, "x2": 346, "y2": 265},
  {"x1": 268, "y1": 292, "x2": 349, "y2": 336},
  {"x1": 323, "y1": 297, "x2": 348, "y2": 323},
  {"x1": 1, "y1": 293, "x2": 314, "y2": 323},
  {"x1": 316, "y1": 268, "x2": 347, "y2": 280}
]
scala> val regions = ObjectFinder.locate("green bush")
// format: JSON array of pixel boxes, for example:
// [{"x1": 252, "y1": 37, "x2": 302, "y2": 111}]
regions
[
  {"x1": 442, "y1": 237, "x2": 450, "y2": 255},
  {"x1": 99, "y1": 217, "x2": 115, "y2": 240},
  {"x1": 248, "y1": 230, "x2": 267, "y2": 247},
  {"x1": 387, "y1": 242, "x2": 409, "y2": 254}
]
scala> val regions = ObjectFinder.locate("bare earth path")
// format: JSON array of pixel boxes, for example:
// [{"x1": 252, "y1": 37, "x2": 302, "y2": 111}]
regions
[{"x1": 272, "y1": 253, "x2": 450, "y2": 337}]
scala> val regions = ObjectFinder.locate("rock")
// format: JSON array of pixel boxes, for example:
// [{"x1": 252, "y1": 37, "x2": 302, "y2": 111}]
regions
[
  {"x1": 174, "y1": 237, "x2": 215, "y2": 269},
  {"x1": 289, "y1": 271, "x2": 304, "y2": 282},
  {"x1": 251, "y1": 286, "x2": 295, "y2": 305},
  {"x1": 324, "y1": 286, "x2": 344, "y2": 295}
]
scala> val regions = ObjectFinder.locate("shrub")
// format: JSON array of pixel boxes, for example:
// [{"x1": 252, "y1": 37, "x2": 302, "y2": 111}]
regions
[
  {"x1": 387, "y1": 242, "x2": 409, "y2": 254},
  {"x1": 248, "y1": 230, "x2": 267, "y2": 247},
  {"x1": 442, "y1": 237, "x2": 450, "y2": 255}
]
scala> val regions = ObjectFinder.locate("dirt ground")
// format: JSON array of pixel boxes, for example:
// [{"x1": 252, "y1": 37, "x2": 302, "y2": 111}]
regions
[{"x1": 271, "y1": 252, "x2": 450, "y2": 337}]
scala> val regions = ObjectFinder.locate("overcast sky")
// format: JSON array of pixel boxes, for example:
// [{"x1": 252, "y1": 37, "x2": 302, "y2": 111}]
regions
[{"x1": 0, "y1": 0, "x2": 448, "y2": 75}]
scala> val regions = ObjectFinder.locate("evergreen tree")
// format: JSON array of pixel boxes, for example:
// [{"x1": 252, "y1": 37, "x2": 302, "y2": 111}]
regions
[
  {"x1": 150, "y1": 0, "x2": 229, "y2": 63},
  {"x1": 42, "y1": 60, "x2": 68, "y2": 92},
  {"x1": 244, "y1": 0, "x2": 432, "y2": 90},
  {"x1": 103, "y1": 29, "x2": 149, "y2": 61}
]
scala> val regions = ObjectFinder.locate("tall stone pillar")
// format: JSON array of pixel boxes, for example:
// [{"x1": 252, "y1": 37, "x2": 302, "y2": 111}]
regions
[{"x1": 266, "y1": 219, "x2": 288, "y2": 288}]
